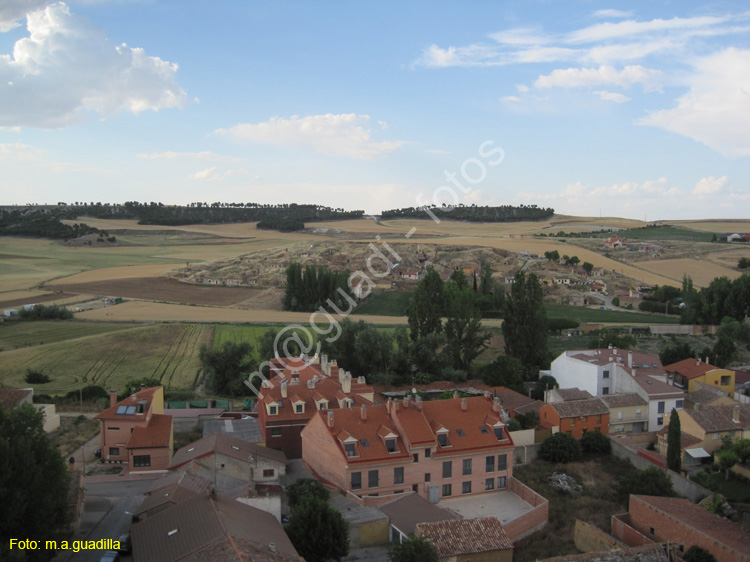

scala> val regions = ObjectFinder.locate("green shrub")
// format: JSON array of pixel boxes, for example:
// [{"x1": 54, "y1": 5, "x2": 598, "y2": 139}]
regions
[
  {"x1": 539, "y1": 433, "x2": 582, "y2": 463},
  {"x1": 581, "y1": 431, "x2": 611, "y2": 454},
  {"x1": 24, "y1": 369, "x2": 50, "y2": 384},
  {"x1": 286, "y1": 478, "x2": 329, "y2": 510}
]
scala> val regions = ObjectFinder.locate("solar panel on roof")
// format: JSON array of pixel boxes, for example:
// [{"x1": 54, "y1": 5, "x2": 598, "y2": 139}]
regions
[
  {"x1": 125, "y1": 406, "x2": 136, "y2": 414},
  {"x1": 116, "y1": 406, "x2": 127, "y2": 414}
]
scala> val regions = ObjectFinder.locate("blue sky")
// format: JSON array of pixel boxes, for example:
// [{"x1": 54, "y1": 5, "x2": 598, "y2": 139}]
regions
[{"x1": 1, "y1": 1, "x2": 749, "y2": 220}]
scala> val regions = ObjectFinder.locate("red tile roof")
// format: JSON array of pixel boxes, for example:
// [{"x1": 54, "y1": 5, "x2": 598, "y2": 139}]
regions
[
  {"x1": 567, "y1": 349, "x2": 665, "y2": 377},
  {"x1": 0, "y1": 388, "x2": 33, "y2": 409},
  {"x1": 600, "y1": 393, "x2": 647, "y2": 409},
  {"x1": 684, "y1": 404, "x2": 750, "y2": 432},
  {"x1": 417, "y1": 517, "x2": 513, "y2": 557},
  {"x1": 96, "y1": 386, "x2": 161, "y2": 421},
  {"x1": 128, "y1": 413, "x2": 172, "y2": 449},
  {"x1": 259, "y1": 377, "x2": 371, "y2": 423},
  {"x1": 664, "y1": 358, "x2": 725, "y2": 380},
  {"x1": 555, "y1": 388, "x2": 593, "y2": 401},
  {"x1": 548, "y1": 398, "x2": 609, "y2": 418},
  {"x1": 632, "y1": 495, "x2": 750, "y2": 557}
]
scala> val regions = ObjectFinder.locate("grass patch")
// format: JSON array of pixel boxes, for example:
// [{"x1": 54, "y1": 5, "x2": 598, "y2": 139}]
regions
[
  {"x1": 693, "y1": 470, "x2": 750, "y2": 503},
  {"x1": 546, "y1": 304, "x2": 679, "y2": 324},
  {"x1": 173, "y1": 430, "x2": 203, "y2": 451},
  {"x1": 355, "y1": 291, "x2": 413, "y2": 317},
  {"x1": 0, "y1": 320, "x2": 136, "y2": 350},
  {"x1": 513, "y1": 454, "x2": 637, "y2": 562},
  {"x1": 609, "y1": 225, "x2": 717, "y2": 242},
  {"x1": 48, "y1": 415, "x2": 99, "y2": 457}
]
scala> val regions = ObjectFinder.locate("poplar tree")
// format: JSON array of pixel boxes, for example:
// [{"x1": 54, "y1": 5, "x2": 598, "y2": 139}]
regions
[{"x1": 667, "y1": 408, "x2": 682, "y2": 473}]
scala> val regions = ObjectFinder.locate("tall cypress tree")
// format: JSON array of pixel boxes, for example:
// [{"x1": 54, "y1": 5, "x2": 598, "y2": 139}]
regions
[
  {"x1": 502, "y1": 271, "x2": 548, "y2": 379},
  {"x1": 667, "y1": 407, "x2": 682, "y2": 473}
]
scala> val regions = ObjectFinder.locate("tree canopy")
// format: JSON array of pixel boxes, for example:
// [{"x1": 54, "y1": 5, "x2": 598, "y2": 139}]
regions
[
  {"x1": 285, "y1": 497, "x2": 349, "y2": 562},
  {"x1": 199, "y1": 341, "x2": 254, "y2": 396},
  {"x1": 388, "y1": 534, "x2": 439, "y2": 562},
  {"x1": 539, "y1": 432, "x2": 582, "y2": 463},
  {"x1": 286, "y1": 478, "x2": 329, "y2": 510},
  {"x1": 616, "y1": 467, "x2": 675, "y2": 503},
  {"x1": 502, "y1": 271, "x2": 548, "y2": 379},
  {"x1": 0, "y1": 403, "x2": 70, "y2": 562},
  {"x1": 666, "y1": 408, "x2": 682, "y2": 473}
]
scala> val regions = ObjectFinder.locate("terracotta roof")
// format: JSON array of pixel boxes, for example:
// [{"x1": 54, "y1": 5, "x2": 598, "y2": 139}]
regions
[
  {"x1": 0, "y1": 388, "x2": 33, "y2": 409},
  {"x1": 549, "y1": 398, "x2": 609, "y2": 418},
  {"x1": 378, "y1": 492, "x2": 459, "y2": 535},
  {"x1": 417, "y1": 517, "x2": 513, "y2": 557},
  {"x1": 170, "y1": 433, "x2": 287, "y2": 469},
  {"x1": 732, "y1": 369, "x2": 750, "y2": 385},
  {"x1": 566, "y1": 349, "x2": 665, "y2": 377},
  {"x1": 490, "y1": 386, "x2": 543, "y2": 415},
  {"x1": 259, "y1": 377, "x2": 371, "y2": 423},
  {"x1": 96, "y1": 386, "x2": 161, "y2": 421},
  {"x1": 664, "y1": 358, "x2": 725, "y2": 380},
  {"x1": 687, "y1": 385, "x2": 728, "y2": 406},
  {"x1": 556, "y1": 388, "x2": 593, "y2": 401},
  {"x1": 683, "y1": 404, "x2": 750, "y2": 432},
  {"x1": 132, "y1": 493, "x2": 300, "y2": 562},
  {"x1": 632, "y1": 495, "x2": 750, "y2": 557},
  {"x1": 393, "y1": 406, "x2": 435, "y2": 446},
  {"x1": 656, "y1": 426, "x2": 702, "y2": 448},
  {"x1": 600, "y1": 394, "x2": 647, "y2": 409},
  {"x1": 127, "y1": 413, "x2": 172, "y2": 449}
]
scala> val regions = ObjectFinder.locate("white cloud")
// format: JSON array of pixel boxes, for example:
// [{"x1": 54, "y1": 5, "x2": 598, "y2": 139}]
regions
[
  {"x1": 499, "y1": 96, "x2": 521, "y2": 102},
  {"x1": 516, "y1": 84, "x2": 529, "y2": 93},
  {"x1": 593, "y1": 9, "x2": 633, "y2": 20},
  {"x1": 0, "y1": 2, "x2": 186, "y2": 128},
  {"x1": 138, "y1": 151, "x2": 241, "y2": 162},
  {"x1": 693, "y1": 176, "x2": 727, "y2": 195},
  {"x1": 0, "y1": 0, "x2": 49, "y2": 32},
  {"x1": 639, "y1": 48, "x2": 750, "y2": 157},
  {"x1": 489, "y1": 28, "x2": 549, "y2": 46},
  {"x1": 566, "y1": 15, "x2": 731, "y2": 44},
  {"x1": 188, "y1": 167, "x2": 247, "y2": 181},
  {"x1": 593, "y1": 90, "x2": 631, "y2": 103},
  {"x1": 534, "y1": 65, "x2": 663, "y2": 90},
  {"x1": 215, "y1": 113, "x2": 406, "y2": 160}
]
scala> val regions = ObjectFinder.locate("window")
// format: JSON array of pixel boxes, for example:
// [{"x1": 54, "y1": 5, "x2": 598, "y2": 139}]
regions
[
  {"x1": 360, "y1": 439, "x2": 369, "y2": 448},
  {"x1": 485, "y1": 478, "x2": 495, "y2": 491},
  {"x1": 107, "y1": 427, "x2": 120, "y2": 431},
  {"x1": 618, "y1": 411, "x2": 623, "y2": 420},
  {"x1": 497, "y1": 454, "x2": 507, "y2": 471},
  {"x1": 394, "y1": 467, "x2": 404, "y2": 485},
  {"x1": 442, "y1": 484, "x2": 452, "y2": 497},
  {"x1": 657, "y1": 416, "x2": 663, "y2": 426},
  {"x1": 456, "y1": 429, "x2": 465, "y2": 437},
  {"x1": 462, "y1": 458, "x2": 472, "y2": 476},
  {"x1": 657, "y1": 401, "x2": 665, "y2": 414},
  {"x1": 462, "y1": 481, "x2": 472, "y2": 494},
  {"x1": 649, "y1": 527, "x2": 655, "y2": 536},
  {"x1": 603, "y1": 370, "x2": 610, "y2": 379},
  {"x1": 596, "y1": 415, "x2": 602, "y2": 424},
  {"x1": 133, "y1": 455, "x2": 150, "y2": 467},
  {"x1": 636, "y1": 409, "x2": 642, "y2": 419},
  {"x1": 443, "y1": 461, "x2": 452, "y2": 478},
  {"x1": 493, "y1": 426, "x2": 504, "y2": 440},
  {"x1": 395, "y1": 490, "x2": 404, "y2": 494},
  {"x1": 479, "y1": 426, "x2": 488, "y2": 434},
  {"x1": 268, "y1": 405, "x2": 278, "y2": 415},
  {"x1": 712, "y1": 433, "x2": 719, "y2": 440},
  {"x1": 486, "y1": 455, "x2": 495, "y2": 473},
  {"x1": 319, "y1": 402, "x2": 327, "y2": 410},
  {"x1": 109, "y1": 447, "x2": 119, "y2": 456},
  {"x1": 386, "y1": 438, "x2": 397, "y2": 453},
  {"x1": 676, "y1": 400, "x2": 684, "y2": 409},
  {"x1": 603, "y1": 387, "x2": 610, "y2": 395},
  {"x1": 270, "y1": 427, "x2": 282, "y2": 437},
  {"x1": 263, "y1": 469, "x2": 274, "y2": 478},
  {"x1": 425, "y1": 448, "x2": 431, "y2": 458},
  {"x1": 721, "y1": 376, "x2": 731, "y2": 386},
  {"x1": 413, "y1": 453, "x2": 419, "y2": 463},
  {"x1": 570, "y1": 418, "x2": 576, "y2": 427},
  {"x1": 368, "y1": 470, "x2": 379, "y2": 488},
  {"x1": 351, "y1": 472, "x2": 362, "y2": 490},
  {"x1": 437, "y1": 433, "x2": 449, "y2": 447},
  {"x1": 295, "y1": 403, "x2": 304, "y2": 414},
  {"x1": 425, "y1": 473, "x2": 431, "y2": 482},
  {"x1": 344, "y1": 443, "x2": 357, "y2": 457},
  {"x1": 497, "y1": 476, "x2": 507, "y2": 489},
  {"x1": 412, "y1": 484, "x2": 419, "y2": 493}
]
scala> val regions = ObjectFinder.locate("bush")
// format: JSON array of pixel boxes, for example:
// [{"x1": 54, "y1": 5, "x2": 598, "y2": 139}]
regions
[
  {"x1": 62, "y1": 385, "x2": 108, "y2": 402},
  {"x1": 286, "y1": 478, "x2": 329, "y2": 510},
  {"x1": 539, "y1": 433, "x2": 582, "y2": 463},
  {"x1": 547, "y1": 318, "x2": 580, "y2": 332},
  {"x1": 683, "y1": 545, "x2": 717, "y2": 562},
  {"x1": 581, "y1": 431, "x2": 611, "y2": 454},
  {"x1": 25, "y1": 369, "x2": 50, "y2": 384},
  {"x1": 616, "y1": 466, "x2": 675, "y2": 503}
]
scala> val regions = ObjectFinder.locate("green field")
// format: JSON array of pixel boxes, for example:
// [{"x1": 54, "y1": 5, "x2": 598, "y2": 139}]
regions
[
  {"x1": 0, "y1": 320, "x2": 136, "y2": 350},
  {"x1": 545, "y1": 304, "x2": 679, "y2": 324},
  {"x1": 214, "y1": 324, "x2": 284, "y2": 349},
  {"x1": 355, "y1": 291, "x2": 413, "y2": 316},
  {"x1": 0, "y1": 323, "x2": 213, "y2": 395},
  {"x1": 608, "y1": 225, "x2": 717, "y2": 242}
]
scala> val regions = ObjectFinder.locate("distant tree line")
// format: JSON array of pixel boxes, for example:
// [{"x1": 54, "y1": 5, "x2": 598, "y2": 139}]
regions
[
  {"x1": 380, "y1": 203, "x2": 554, "y2": 222},
  {"x1": 681, "y1": 274, "x2": 750, "y2": 325},
  {"x1": 19, "y1": 304, "x2": 73, "y2": 320},
  {"x1": 256, "y1": 216, "x2": 306, "y2": 232},
  {"x1": 0, "y1": 208, "x2": 106, "y2": 240},
  {"x1": 282, "y1": 263, "x2": 354, "y2": 312}
]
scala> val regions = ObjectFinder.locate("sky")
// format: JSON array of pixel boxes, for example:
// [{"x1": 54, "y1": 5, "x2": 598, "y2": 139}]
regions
[{"x1": 1, "y1": 0, "x2": 749, "y2": 220}]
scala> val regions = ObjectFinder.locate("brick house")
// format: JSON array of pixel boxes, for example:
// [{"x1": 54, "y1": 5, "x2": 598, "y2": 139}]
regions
[
  {"x1": 301, "y1": 394, "x2": 515, "y2": 504},
  {"x1": 604, "y1": 237, "x2": 626, "y2": 249},
  {"x1": 664, "y1": 358, "x2": 735, "y2": 395},
  {"x1": 612, "y1": 495, "x2": 750, "y2": 562},
  {"x1": 539, "y1": 398, "x2": 610, "y2": 438},
  {"x1": 417, "y1": 517, "x2": 514, "y2": 562},
  {"x1": 95, "y1": 386, "x2": 173, "y2": 471},
  {"x1": 663, "y1": 404, "x2": 750, "y2": 455},
  {"x1": 257, "y1": 356, "x2": 373, "y2": 458}
]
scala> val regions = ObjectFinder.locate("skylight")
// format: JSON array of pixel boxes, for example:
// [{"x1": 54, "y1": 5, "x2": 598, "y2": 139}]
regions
[
  {"x1": 456, "y1": 429, "x2": 465, "y2": 437},
  {"x1": 360, "y1": 439, "x2": 369, "y2": 447},
  {"x1": 479, "y1": 426, "x2": 488, "y2": 434},
  {"x1": 168, "y1": 529, "x2": 179, "y2": 537}
]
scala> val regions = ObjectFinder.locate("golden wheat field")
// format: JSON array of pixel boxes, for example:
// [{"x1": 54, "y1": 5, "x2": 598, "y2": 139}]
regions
[
  {"x1": 666, "y1": 219, "x2": 750, "y2": 233},
  {"x1": 634, "y1": 258, "x2": 743, "y2": 287}
]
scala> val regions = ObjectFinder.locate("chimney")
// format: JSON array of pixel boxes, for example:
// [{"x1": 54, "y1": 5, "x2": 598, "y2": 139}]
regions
[
  {"x1": 705, "y1": 356, "x2": 709, "y2": 365},
  {"x1": 291, "y1": 370, "x2": 299, "y2": 384},
  {"x1": 269, "y1": 543, "x2": 276, "y2": 553},
  {"x1": 393, "y1": 399, "x2": 400, "y2": 413},
  {"x1": 453, "y1": 391, "x2": 459, "y2": 400},
  {"x1": 416, "y1": 396, "x2": 423, "y2": 411},
  {"x1": 403, "y1": 396, "x2": 410, "y2": 408},
  {"x1": 321, "y1": 354, "x2": 328, "y2": 375},
  {"x1": 732, "y1": 404, "x2": 740, "y2": 422},
  {"x1": 342, "y1": 373, "x2": 351, "y2": 394},
  {"x1": 280, "y1": 381, "x2": 288, "y2": 398},
  {"x1": 461, "y1": 398, "x2": 468, "y2": 412},
  {"x1": 628, "y1": 351, "x2": 633, "y2": 368},
  {"x1": 327, "y1": 411, "x2": 334, "y2": 428},
  {"x1": 360, "y1": 404, "x2": 367, "y2": 422},
  {"x1": 110, "y1": 389, "x2": 118, "y2": 408},
  {"x1": 492, "y1": 397, "x2": 501, "y2": 413}
]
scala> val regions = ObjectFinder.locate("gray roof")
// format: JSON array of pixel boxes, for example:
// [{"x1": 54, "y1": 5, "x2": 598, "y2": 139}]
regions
[
  {"x1": 204, "y1": 417, "x2": 264, "y2": 443},
  {"x1": 600, "y1": 393, "x2": 647, "y2": 408},
  {"x1": 170, "y1": 433, "x2": 287, "y2": 469},
  {"x1": 550, "y1": 398, "x2": 609, "y2": 418},
  {"x1": 378, "y1": 492, "x2": 459, "y2": 535}
]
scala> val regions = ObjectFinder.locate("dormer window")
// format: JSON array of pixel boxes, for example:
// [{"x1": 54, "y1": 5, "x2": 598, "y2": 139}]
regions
[
  {"x1": 386, "y1": 438, "x2": 397, "y2": 453},
  {"x1": 268, "y1": 404, "x2": 278, "y2": 416},
  {"x1": 493, "y1": 426, "x2": 504, "y2": 440},
  {"x1": 318, "y1": 401, "x2": 328, "y2": 411},
  {"x1": 295, "y1": 404, "x2": 304, "y2": 414},
  {"x1": 344, "y1": 443, "x2": 357, "y2": 457},
  {"x1": 437, "y1": 433, "x2": 449, "y2": 447}
]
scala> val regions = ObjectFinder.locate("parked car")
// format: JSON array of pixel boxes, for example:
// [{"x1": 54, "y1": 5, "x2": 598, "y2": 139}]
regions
[{"x1": 117, "y1": 534, "x2": 131, "y2": 554}]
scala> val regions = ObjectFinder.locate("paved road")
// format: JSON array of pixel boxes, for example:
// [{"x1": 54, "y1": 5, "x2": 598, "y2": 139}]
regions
[{"x1": 52, "y1": 479, "x2": 155, "y2": 562}]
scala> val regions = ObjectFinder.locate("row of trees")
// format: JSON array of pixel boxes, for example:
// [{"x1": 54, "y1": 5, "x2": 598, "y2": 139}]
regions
[
  {"x1": 0, "y1": 209, "x2": 106, "y2": 240},
  {"x1": 19, "y1": 304, "x2": 73, "y2": 321},
  {"x1": 381, "y1": 203, "x2": 554, "y2": 222},
  {"x1": 681, "y1": 274, "x2": 750, "y2": 325},
  {"x1": 282, "y1": 263, "x2": 354, "y2": 312}
]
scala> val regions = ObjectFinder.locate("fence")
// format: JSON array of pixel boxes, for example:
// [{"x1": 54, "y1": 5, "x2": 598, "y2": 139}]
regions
[{"x1": 504, "y1": 477, "x2": 549, "y2": 542}]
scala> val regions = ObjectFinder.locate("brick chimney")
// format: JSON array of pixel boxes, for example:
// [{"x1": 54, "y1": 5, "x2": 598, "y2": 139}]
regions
[
  {"x1": 360, "y1": 404, "x2": 367, "y2": 422},
  {"x1": 110, "y1": 389, "x2": 118, "y2": 408},
  {"x1": 416, "y1": 396, "x2": 423, "y2": 411},
  {"x1": 280, "y1": 381, "x2": 288, "y2": 398},
  {"x1": 327, "y1": 411, "x2": 334, "y2": 428},
  {"x1": 492, "y1": 397, "x2": 501, "y2": 413},
  {"x1": 484, "y1": 390, "x2": 491, "y2": 400},
  {"x1": 453, "y1": 391, "x2": 459, "y2": 400},
  {"x1": 732, "y1": 404, "x2": 740, "y2": 423},
  {"x1": 342, "y1": 373, "x2": 352, "y2": 394},
  {"x1": 461, "y1": 398, "x2": 468, "y2": 412},
  {"x1": 628, "y1": 351, "x2": 633, "y2": 368}
]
